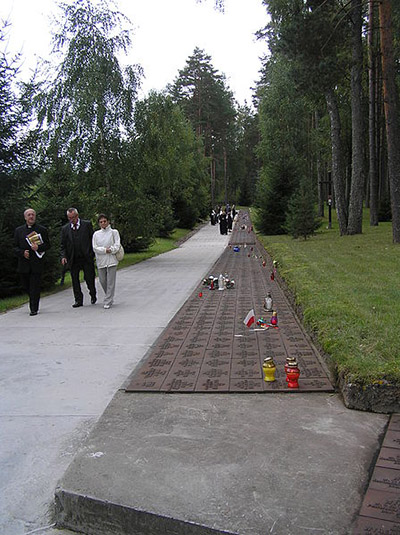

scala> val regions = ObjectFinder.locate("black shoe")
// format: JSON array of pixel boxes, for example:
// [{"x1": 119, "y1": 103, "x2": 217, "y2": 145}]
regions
[
  {"x1": 30, "y1": 311, "x2": 38, "y2": 316},
  {"x1": 91, "y1": 296, "x2": 97, "y2": 305},
  {"x1": 72, "y1": 302, "x2": 83, "y2": 308}
]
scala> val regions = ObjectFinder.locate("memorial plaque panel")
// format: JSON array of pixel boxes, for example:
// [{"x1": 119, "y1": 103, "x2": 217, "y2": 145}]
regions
[
  {"x1": 298, "y1": 378, "x2": 334, "y2": 391},
  {"x1": 390, "y1": 415, "x2": 400, "y2": 432},
  {"x1": 203, "y1": 357, "x2": 231, "y2": 368},
  {"x1": 353, "y1": 516, "x2": 400, "y2": 533},
  {"x1": 199, "y1": 368, "x2": 230, "y2": 381},
  {"x1": 147, "y1": 356, "x2": 174, "y2": 369},
  {"x1": 297, "y1": 361, "x2": 327, "y2": 378},
  {"x1": 175, "y1": 357, "x2": 204, "y2": 369},
  {"x1": 161, "y1": 377, "x2": 197, "y2": 392},
  {"x1": 207, "y1": 335, "x2": 232, "y2": 345},
  {"x1": 230, "y1": 379, "x2": 264, "y2": 392},
  {"x1": 166, "y1": 367, "x2": 199, "y2": 381},
  {"x1": 369, "y1": 466, "x2": 400, "y2": 493},
  {"x1": 359, "y1": 489, "x2": 400, "y2": 523},
  {"x1": 181, "y1": 343, "x2": 207, "y2": 351},
  {"x1": 139, "y1": 368, "x2": 169, "y2": 380},
  {"x1": 203, "y1": 349, "x2": 230, "y2": 359},
  {"x1": 384, "y1": 430, "x2": 400, "y2": 450},
  {"x1": 209, "y1": 342, "x2": 233, "y2": 351},
  {"x1": 126, "y1": 378, "x2": 165, "y2": 391},
  {"x1": 231, "y1": 350, "x2": 259, "y2": 360},
  {"x1": 231, "y1": 359, "x2": 262, "y2": 379},
  {"x1": 299, "y1": 353, "x2": 321, "y2": 361},
  {"x1": 125, "y1": 210, "x2": 334, "y2": 394},
  {"x1": 200, "y1": 357, "x2": 230, "y2": 376},
  {"x1": 195, "y1": 378, "x2": 229, "y2": 392},
  {"x1": 262, "y1": 380, "x2": 287, "y2": 391},
  {"x1": 377, "y1": 447, "x2": 400, "y2": 470}
]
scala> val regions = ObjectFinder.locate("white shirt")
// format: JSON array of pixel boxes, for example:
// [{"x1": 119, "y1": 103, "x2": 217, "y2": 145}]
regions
[
  {"x1": 92, "y1": 225, "x2": 120, "y2": 268},
  {"x1": 70, "y1": 218, "x2": 80, "y2": 230}
]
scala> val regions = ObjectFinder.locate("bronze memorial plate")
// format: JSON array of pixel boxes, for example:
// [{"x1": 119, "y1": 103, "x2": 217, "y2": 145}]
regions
[
  {"x1": 353, "y1": 414, "x2": 400, "y2": 533},
  {"x1": 126, "y1": 211, "x2": 334, "y2": 394}
]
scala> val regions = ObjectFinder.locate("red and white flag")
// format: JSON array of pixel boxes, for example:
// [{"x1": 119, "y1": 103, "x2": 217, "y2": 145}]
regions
[{"x1": 243, "y1": 309, "x2": 255, "y2": 328}]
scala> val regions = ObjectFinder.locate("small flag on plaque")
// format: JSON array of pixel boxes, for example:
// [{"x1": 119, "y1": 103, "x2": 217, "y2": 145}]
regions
[{"x1": 243, "y1": 309, "x2": 255, "y2": 328}]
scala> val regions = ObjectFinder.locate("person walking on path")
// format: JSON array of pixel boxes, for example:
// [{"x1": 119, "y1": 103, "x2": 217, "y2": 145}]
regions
[
  {"x1": 227, "y1": 211, "x2": 233, "y2": 232},
  {"x1": 219, "y1": 209, "x2": 228, "y2": 235},
  {"x1": 61, "y1": 207, "x2": 97, "y2": 308},
  {"x1": 92, "y1": 214, "x2": 120, "y2": 309},
  {"x1": 13, "y1": 208, "x2": 51, "y2": 316}
]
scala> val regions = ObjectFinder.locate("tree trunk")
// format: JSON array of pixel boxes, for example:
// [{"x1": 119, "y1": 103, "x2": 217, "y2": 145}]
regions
[
  {"x1": 210, "y1": 156, "x2": 216, "y2": 208},
  {"x1": 347, "y1": 0, "x2": 365, "y2": 234},
  {"x1": 369, "y1": 0, "x2": 379, "y2": 226},
  {"x1": 99, "y1": 128, "x2": 111, "y2": 193},
  {"x1": 223, "y1": 146, "x2": 228, "y2": 204},
  {"x1": 315, "y1": 110, "x2": 324, "y2": 217},
  {"x1": 325, "y1": 89, "x2": 348, "y2": 235},
  {"x1": 379, "y1": 0, "x2": 400, "y2": 242}
]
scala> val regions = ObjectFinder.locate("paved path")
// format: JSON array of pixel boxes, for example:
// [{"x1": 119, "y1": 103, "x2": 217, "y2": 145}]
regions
[
  {"x1": 0, "y1": 217, "x2": 392, "y2": 534},
  {"x1": 0, "y1": 222, "x2": 230, "y2": 535}
]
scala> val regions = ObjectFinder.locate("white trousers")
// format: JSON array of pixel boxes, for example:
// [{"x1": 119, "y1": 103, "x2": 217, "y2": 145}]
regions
[{"x1": 98, "y1": 265, "x2": 117, "y2": 306}]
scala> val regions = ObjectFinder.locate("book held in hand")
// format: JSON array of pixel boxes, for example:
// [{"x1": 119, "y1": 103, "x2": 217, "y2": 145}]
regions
[{"x1": 26, "y1": 231, "x2": 45, "y2": 258}]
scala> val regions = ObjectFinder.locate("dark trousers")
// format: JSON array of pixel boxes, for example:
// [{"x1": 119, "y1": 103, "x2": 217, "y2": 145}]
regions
[
  {"x1": 70, "y1": 259, "x2": 96, "y2": 304},
  {"x1": 20, "y1": 271, "x2": 42, "y2": 313}
]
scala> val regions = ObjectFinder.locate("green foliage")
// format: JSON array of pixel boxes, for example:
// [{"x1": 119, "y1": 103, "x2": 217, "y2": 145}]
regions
[
  {"x1": 0, "y1": 196, "x2": 26, "y2": 298},
  {"x1": 230, "y1": 105, "x2": 260, "y2": 206},
  {"x1": 132, "y1": 91, "x2": 210, "y2": 233},
  {"x1": 0, "y1": 40, "x2": 22, "y2": 296},
  {"x1": 45, "y1": 0, "x2": 141, "y2": 155},
  {"x1": 0, "y1": 1, "x2": 215, "y2": 280},
  {"x1": 255, "y1": 56, "x2": 312, "y2": 234},
  {"x1": 258, "y1": 209, "x2": 400, "y2": 384},
  {"x1": 254, "y1": 161, "x2": 298, "y2": 235},
  {"x1": 26, "y1": 0, "x2": 159, "y2": 252},
  {"x1": 284, "y1": 178, "x2": 322, "y2": 239},
  {"x1": 258, "y1": 0, "x2": 369, "y2": 238},
  {"x1": 0, "y1": 22, "x2": 61, "y2": 296},
  {"x1": 32, "y1": 0, "x2": 142, "y2": 214},
  {"x1": 262, "y1": 0, "x2": 351, "y2": 97},
  {"x1": 171, "y1": 47, "x2": 235, "y2": 145},
  {"x1": 170, "y1": 48, "x2": 237, "y2": 204}
]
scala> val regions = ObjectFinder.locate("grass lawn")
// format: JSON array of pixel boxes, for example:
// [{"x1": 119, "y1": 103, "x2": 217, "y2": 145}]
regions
[
  {"x1": 257, "y1": 209, "x2": 400, "y2": 385},
  {"x1": 0, "y1": 227, "x2": 194, "y2": 315}
]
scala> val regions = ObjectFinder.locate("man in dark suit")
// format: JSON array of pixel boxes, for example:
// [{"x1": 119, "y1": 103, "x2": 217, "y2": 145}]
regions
[
  {"x1": 14, "y1": 208, "x2": 51, "y2": 316},
  {"x1": 61, "y1": 207, "x2": 97, "y2": 308}
]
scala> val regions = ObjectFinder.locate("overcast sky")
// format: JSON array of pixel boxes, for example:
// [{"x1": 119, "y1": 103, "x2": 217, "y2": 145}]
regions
[{"x1": 1, "y1": 0, "x2": 269, "y2": 105}]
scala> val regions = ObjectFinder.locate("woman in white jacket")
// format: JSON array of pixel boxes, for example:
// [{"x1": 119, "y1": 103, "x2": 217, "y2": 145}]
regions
[{"x1": 92, "y1": 214, "x2": 121, "y2": 309}]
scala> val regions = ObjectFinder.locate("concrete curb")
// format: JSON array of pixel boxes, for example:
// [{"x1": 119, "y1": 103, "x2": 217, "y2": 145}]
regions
[
  {"x1": 55, "y1": 488, "x2": 235, "y2": 535},
  {"x1": 339, "y1": 373, "x2": 400, "y2": 413}
]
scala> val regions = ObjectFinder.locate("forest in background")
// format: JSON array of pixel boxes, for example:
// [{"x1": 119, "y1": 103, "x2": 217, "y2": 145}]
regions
[
  {"x1": 254, "y1": 0, "x2": 400, "y2": 243},
  {"x1": 1, "y1": 0, "x2": 400, "y2": 298}
]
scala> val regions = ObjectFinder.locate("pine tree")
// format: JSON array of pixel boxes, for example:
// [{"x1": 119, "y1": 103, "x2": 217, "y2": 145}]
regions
[
  {"x1": 255, "y1": 55, "x2": 311, "y2": 235},
  {"x1": 284, "y1": 178, "x2": 321, "y2": 240},
  {"x1": 170, "y1": 48, "x2": 236, "y2": 206}
]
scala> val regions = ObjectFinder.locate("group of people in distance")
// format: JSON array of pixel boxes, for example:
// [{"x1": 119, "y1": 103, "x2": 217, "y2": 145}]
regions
[
  {"x1": 210, "y1": 203, "x2": 236, "y2": 235},
  {"x1": 13, "y1": 207, "x2": 121, "y2": 316}
]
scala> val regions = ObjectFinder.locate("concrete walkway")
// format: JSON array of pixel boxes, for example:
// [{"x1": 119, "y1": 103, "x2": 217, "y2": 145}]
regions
[
  {"x1": 0, "y1": 223, "x2": 230, "y2": 535},
  {"x1": 0, "y1": 221, "x2": 389, "y2": 535}
]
